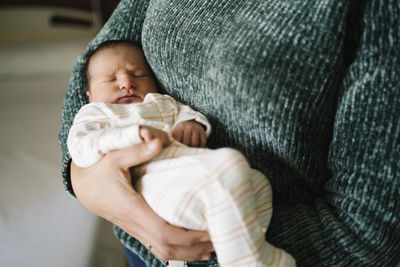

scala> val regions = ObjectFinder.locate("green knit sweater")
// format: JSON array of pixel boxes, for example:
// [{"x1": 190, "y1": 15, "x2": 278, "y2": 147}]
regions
[{"x1": 58, "y1": 0, "x2": 400, "y2": 266}]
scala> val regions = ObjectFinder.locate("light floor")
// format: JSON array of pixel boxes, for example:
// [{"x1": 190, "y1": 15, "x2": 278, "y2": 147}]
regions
[{"x1": 0, "y1": 7, "x2": 126, "y2": 267}]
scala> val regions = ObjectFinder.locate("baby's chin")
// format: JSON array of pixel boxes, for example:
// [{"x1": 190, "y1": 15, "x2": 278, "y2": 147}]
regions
[{"x1": 115, "y1": 95, "x2": 143, "y2": 104}]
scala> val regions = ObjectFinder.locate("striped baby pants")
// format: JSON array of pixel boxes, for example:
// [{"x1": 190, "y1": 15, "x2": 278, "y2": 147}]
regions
[{"x1": 133, "y1": 142, "x2": 295, "y2": 267}]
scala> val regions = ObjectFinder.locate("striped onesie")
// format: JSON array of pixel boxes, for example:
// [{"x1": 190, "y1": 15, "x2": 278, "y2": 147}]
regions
[{"x1": 67, "y1": 93, "x2": 295, "y2": 266}]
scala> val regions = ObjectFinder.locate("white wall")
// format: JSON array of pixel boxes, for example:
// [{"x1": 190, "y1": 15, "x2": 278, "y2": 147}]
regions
[{"x1": 0, "y1": 8, "x2": 126, "y2": 267}]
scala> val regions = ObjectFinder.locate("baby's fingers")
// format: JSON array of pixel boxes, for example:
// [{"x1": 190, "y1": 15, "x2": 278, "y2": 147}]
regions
[
  {"x1": 173, "y1": 127, "x2": 184, "y2": 143},
  {"x1": 199, "y1": 131, "x2": 207, "y2": 147},
  {"x1": 182, "y1": 128, "x2": 193, "y2": 146},
  {"x1": 191, "y1": 130, "x2": 200, "y2": 147}
]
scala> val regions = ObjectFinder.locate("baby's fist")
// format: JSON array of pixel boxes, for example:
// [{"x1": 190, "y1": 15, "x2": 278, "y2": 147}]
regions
[{"x1": 173, "y1": 120, "x2": 207, "y2": 147}]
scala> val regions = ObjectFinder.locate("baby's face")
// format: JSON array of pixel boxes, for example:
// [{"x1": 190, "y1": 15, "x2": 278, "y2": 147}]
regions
[{"x1": 86, "y1": 44, "x2": 158, "y2": 104}]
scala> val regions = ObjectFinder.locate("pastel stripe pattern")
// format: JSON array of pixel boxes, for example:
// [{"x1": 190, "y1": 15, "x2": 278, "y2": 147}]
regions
[
  {"x1": 134, "y1": 145, "x2": 295, "y2": 266},
  {"x1": 59, "y1": 0, "x2": 400, "y2": 266},
  {"x1": 68, "y1": 92, "x2": 295, "y2": 266},
  {"x1": 67, "y1": 93, "x2": 211, "y2": 168}
]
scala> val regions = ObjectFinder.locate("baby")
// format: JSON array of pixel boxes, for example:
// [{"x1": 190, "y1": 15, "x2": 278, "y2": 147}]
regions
[{"x1": 67, "y1": 41, "x2": 295, "y2": 267}]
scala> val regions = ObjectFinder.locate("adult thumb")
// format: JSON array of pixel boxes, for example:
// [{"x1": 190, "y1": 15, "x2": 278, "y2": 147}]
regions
[{"x1": 110, "y1": 138, "x2": 163, "y2": 170}]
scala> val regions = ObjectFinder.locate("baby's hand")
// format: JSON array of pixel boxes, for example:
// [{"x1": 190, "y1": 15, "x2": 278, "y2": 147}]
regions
[
  {"x1": 139, "y1": 126, "x2": 170, "y2": 146},
  {"x1": 173, "y1": 120, "x2": 207, "y2": 147}
]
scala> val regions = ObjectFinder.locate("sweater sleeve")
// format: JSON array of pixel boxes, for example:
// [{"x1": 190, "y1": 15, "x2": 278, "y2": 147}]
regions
[
  {"x1": 268, "y1": 1, "x2": 400, "y2": 266},
  {"x1": 58, "y1": 0, "x2": 150, "y2": 195}
]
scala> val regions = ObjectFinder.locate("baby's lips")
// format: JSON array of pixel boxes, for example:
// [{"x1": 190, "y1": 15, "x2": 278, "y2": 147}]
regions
[{"x1": 117, "y1": 95, "x2": 142, "y2": 103}]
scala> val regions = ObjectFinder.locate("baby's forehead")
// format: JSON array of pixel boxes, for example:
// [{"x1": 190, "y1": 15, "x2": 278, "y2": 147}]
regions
[
  {"x1": 95, "y1": 42, "x2": 138, "y2": 56},
  {"x1": 89, "y1": 44, "x2": 141, "y2": 66}
]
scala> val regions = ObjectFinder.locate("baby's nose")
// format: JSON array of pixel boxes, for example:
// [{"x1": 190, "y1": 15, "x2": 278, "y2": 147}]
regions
[{"x1": 119, "y1": 75, "x2": 135, "y2": 90}]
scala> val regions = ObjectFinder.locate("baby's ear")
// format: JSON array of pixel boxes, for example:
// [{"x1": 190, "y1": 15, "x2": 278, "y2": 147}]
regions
[{"x1": 86, "y1": 91, "x2": 92, "y2": 102}]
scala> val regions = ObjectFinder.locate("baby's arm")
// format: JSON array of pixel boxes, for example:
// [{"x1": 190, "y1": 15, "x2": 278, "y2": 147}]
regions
[
  {"x1": 173, "y1": 103, "x2": 211, "y2": 136},
  {"x1": 173, "y1": 120, "x2": 207, "y2": 147},
  {"x1": 172, "y1": 101, "x2": 211, "y2": 147},
  {"x1": 67, "y1": 103, "x2": 144, "y2": 168}
]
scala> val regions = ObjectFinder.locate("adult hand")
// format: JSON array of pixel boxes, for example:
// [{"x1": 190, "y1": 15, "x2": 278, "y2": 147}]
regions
[
  {"x1": 71, "y1": 138, "x2": 213, "y2": 262},
  {"x1": 140, "y1": 125, "x2": 170, "y2": 146}
]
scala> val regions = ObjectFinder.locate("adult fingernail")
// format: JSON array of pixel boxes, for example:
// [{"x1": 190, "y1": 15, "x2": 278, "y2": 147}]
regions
[
  {"x1": 201, "y1": 254, "x2": 211, "y2": 260},
  {"x1": 199, "y1": 234, "x2": 210, "y2": 242}
]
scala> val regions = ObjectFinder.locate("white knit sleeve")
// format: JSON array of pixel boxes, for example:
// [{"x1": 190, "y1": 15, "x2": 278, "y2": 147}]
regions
[
  {"x1": 173, "y1": 101, "x2": 212, "y2": 137},
  {"x1": 67, "y1": 103, "x2": 143, "y2": 167}
]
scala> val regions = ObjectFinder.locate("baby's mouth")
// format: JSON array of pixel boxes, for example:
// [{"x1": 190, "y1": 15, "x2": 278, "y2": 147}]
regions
[{"x1": 116, "y1": 94, "x2": 142, "y2": 103}]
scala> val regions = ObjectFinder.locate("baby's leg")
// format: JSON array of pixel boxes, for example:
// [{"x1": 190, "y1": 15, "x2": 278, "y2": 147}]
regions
[
  {"x1": 248, "y1": 169, "x2": 273, "y2": 232},
  {"x1": 243, "y1": 169, "x2": 296, "y2": 267},
  {"x1": 133, "y1": 143, "x2": 214, "y2": 228},
  {"x1": 134, "y1": 146, "x2": 295, "y2": 266}
]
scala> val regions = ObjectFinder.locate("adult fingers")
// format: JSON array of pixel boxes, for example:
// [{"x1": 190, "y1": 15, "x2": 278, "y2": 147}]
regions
[
  {"x1": 153, "y1": 241, "x2": 213, "y2": 262},
  {"x1": 120, "y1": 195, "x2": 213, "y2": 262},
  {"x1": 160, "y1": 130, "x2": 171, "y2": 146},
  {"x1": 108, "y1": 139, "x2": 163, "y2": 170},
  {"x1": 151, "y1": 224, "x2": 214, "y2": 261},
  {"x1": 140, "y1": 126, "x2": 155, "y2": 143},
  {"x1": 164, "y1": 224, "x2": 211, "y2": 245}
]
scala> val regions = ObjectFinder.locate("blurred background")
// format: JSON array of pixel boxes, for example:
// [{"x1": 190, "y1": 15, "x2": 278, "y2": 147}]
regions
[{"x1": 0, "y1": 1, "x2": 127, "y2": 266}]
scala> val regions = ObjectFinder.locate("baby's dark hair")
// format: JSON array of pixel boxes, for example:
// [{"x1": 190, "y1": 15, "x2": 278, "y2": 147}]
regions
[{"x1": 85, "y1": 40, "x2": 140, "y2": 91}]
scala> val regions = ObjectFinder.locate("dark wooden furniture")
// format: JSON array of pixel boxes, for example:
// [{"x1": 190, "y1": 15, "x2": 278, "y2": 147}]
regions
[{"x1": 0, "y1": 0, "x2": 120, "y2": 23}]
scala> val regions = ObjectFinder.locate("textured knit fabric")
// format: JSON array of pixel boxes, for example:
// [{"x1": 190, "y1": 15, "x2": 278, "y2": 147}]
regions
[
  {"x1": 67, "y1": 93, "x2": 211, "y2": 167},
  {"x1": 58, "y1": 0, "x2": 400, "y2": 266},
  {"x1": 67, "y1": 93, "x2": 295, "y2": 266}
]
